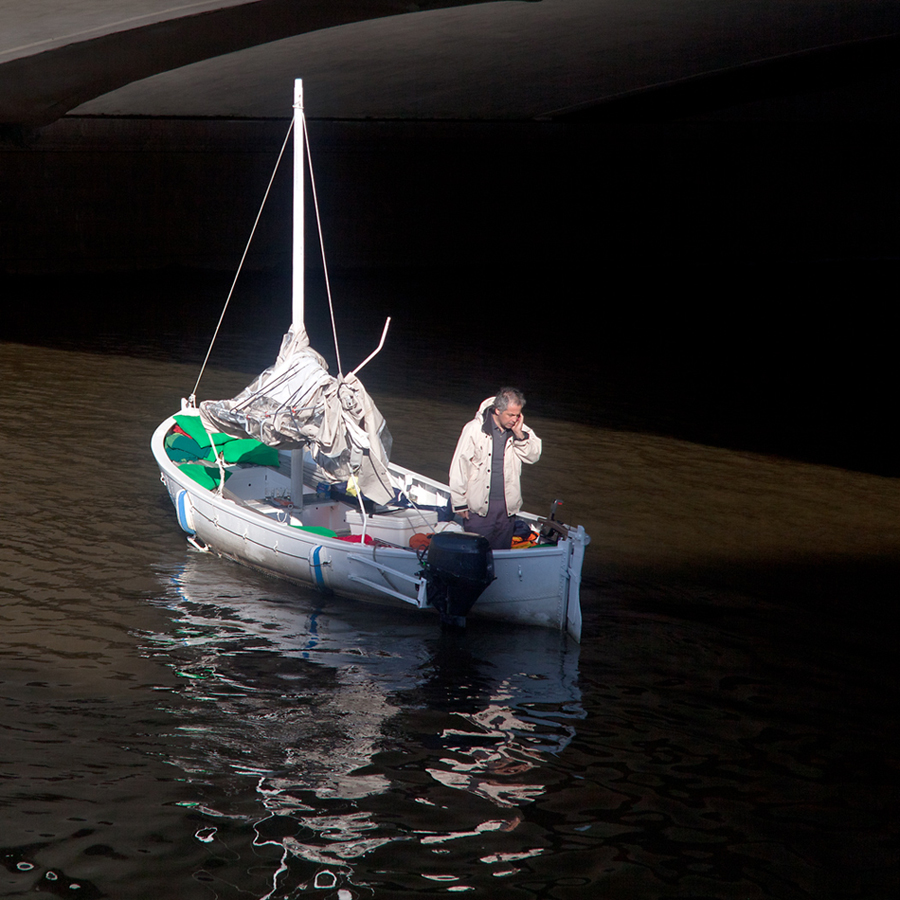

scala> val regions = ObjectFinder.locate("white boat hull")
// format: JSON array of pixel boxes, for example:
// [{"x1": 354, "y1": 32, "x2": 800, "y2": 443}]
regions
[{"x1": 152, "y1": 413, "x2": 588, "y2": 640}]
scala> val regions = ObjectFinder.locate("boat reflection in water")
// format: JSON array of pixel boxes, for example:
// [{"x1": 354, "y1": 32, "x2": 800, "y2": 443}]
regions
[{"x1": 147, "y1": 551, "x2": 583, "y2": 896}]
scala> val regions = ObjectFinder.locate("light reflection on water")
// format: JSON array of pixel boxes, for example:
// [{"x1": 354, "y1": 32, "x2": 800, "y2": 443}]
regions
[
  {"x1": 1, "y1": 272, "x2": 899, "y2": 899},
  {"x1": 142, "y1": 554, "x2": 583, "y2": 898}
]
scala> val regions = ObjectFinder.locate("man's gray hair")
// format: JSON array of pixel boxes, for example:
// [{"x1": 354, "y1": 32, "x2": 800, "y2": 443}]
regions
[{"x1": 493, "y1": 387, "x2": 526, "y2": 412}]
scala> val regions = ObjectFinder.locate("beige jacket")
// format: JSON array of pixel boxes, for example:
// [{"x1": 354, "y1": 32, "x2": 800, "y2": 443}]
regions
[{"x1": 449, "y1": 398, "x2": 542, "y2": 517}]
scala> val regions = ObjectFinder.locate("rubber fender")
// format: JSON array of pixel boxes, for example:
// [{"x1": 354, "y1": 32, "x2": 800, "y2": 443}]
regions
[
  {"x1": 308, "y1": 544, "x2": 331, "y2": 592},
  {"x1": 175, "y1": 489, "x2": 196, "y2": 535}
]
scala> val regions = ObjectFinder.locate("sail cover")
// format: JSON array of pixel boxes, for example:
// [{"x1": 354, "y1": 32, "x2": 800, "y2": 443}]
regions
[{"x1": 200, "y1": 328, "x2": 394, "y2": 504}]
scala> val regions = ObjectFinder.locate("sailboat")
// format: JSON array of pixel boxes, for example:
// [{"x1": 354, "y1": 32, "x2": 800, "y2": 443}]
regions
[{"x1": 150, "y1": 80, "x2": 589, "y2": 641}]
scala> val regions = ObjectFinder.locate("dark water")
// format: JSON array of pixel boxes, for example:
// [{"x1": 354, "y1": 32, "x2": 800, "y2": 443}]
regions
[{"x1": 1, "y1": 270, "x2": 898, "y2": 899}]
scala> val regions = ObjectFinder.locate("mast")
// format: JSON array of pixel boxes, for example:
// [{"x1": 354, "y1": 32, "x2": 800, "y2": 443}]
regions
[
  {"x1": 292, "y1": 79, "x2": 304, "y2": 331},
  {"x1": 291, "y1": 79, "x2": 305, "y2": 510}
]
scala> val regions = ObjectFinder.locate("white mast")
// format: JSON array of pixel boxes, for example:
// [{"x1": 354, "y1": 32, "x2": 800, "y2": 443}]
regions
[
  {"x1": 292, "y1": 78, "x2": 304, "y2": 331},
  {"x1": 291, "y1": 79, "x2": 305, "y2": 510}
]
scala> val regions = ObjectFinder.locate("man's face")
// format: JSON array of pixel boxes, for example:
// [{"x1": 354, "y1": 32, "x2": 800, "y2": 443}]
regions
[{"x1": 493, "y1": 403, "x2": 522, "y2": 431}]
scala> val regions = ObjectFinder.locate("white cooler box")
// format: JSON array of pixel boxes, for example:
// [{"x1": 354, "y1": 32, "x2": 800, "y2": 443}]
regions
[{"x1": 346, "y1": 508, "x2": 440, "y2": 546}]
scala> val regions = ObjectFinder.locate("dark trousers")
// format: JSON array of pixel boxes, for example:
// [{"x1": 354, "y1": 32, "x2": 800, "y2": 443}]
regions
[{"x1": 464, "y1": 498, "x2": 514, "y2": 550}]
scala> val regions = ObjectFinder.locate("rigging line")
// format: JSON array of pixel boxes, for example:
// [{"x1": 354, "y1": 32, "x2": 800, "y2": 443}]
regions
[
  {"x1": 189, "y1": 118, "x2": 294, "y2": 405},
  {"x1": 228, "y1": 362, "x2": 329, "y2": 411},
  {"x1": 301, "y1": 111, "x2": 343, "y2": 377}
]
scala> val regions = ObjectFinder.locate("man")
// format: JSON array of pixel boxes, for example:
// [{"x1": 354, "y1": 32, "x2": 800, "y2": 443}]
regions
[{"x1": 449, "y1": 387, "x2": 542, "y2": 549}]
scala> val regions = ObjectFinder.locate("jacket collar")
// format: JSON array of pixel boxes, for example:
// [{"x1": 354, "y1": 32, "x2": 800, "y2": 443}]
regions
[{"x1": 481, "y1": 405, "x2": 511, "y2": 440}]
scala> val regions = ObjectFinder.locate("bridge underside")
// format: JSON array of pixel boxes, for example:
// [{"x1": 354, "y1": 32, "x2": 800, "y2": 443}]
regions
[
  {"x1": 0, "y1": 0, "x2": 505, "y2": 127},
  {"x1": 2, "y1": 1, "x2": 899, "y2": 273}
]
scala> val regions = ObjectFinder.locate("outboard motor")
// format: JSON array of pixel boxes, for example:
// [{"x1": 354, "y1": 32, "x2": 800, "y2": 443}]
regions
[{"x1": 423, "y1": 532, "x2": 495, "y2": 629}]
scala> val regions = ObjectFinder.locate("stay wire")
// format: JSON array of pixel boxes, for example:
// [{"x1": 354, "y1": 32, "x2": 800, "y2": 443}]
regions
[
  {"x1": 301, "y1": 111, "x2": 343, "y2": 377},
  {"x1": 190, "y1": 118, "x2": 294, "y2": 404}
]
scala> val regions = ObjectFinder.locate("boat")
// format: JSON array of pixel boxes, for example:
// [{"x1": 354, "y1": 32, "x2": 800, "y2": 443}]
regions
[{"x1": 150, "y1": 80, "x2": 590, "y2": 641}]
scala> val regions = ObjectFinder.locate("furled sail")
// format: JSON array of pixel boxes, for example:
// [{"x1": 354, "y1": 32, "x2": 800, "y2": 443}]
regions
[{"x1": 200, "y1": 327, "x2": 393, "y2": 504}]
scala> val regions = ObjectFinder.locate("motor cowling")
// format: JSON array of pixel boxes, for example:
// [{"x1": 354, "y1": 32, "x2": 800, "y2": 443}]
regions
[{"x1": 423, "y1": 532, "x2": 495, "y2": 628}]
